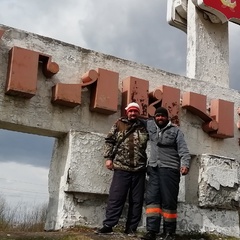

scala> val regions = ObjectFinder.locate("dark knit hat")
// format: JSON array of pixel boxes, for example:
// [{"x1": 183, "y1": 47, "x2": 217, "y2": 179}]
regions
[{"x1": 155, "y1": 107, "x2": 168, "y2": 117}]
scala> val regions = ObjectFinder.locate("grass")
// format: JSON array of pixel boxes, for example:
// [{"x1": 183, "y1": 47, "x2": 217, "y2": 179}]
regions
[{"x1": 0, "y1": 195, "x2": 47, "y2": 232}]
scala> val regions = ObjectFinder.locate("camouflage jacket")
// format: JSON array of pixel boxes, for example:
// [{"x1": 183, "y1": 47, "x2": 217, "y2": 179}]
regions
[{"x1": 103, "y1": 117, "x2": 149, "y2": 172}]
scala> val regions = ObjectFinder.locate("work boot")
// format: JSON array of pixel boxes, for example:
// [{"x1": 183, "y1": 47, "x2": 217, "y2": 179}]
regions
[
  {"x1": 141, "y1": 231, "x2": 156, "y2": 240},
  {"x1": 163, "y1": 233, "x2": 176, "y2": 240},
  {"x1": 158, "y1": 232, "x2": 165, "y2": 240},
  {"x1": 95, "y1": 225, "x2": 113, "y2": 234},
  {"x1": 124, "y1": 228, "x2": 137, "y2": 237}
]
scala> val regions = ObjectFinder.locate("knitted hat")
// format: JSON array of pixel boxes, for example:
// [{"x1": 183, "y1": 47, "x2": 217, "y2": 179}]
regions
[
  {"x1": 155, "y1": 107, "x2": 168, "y2": 117},
  {"x1": 125, "y1": 102, "x2": 140, "y2": 113}
]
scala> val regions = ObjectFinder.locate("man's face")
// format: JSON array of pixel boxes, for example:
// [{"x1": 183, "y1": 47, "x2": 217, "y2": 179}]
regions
[
  {"x1": 154, "y1": 113, "x2": 168, "y2": 127},
  {"x1": 127, "y1": 109, "x2": 140, "y2": 120}
]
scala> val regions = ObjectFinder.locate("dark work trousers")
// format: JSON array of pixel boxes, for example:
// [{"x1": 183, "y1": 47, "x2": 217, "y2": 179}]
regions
[
  {"x1": 145, "y1": 166, "x2": 180, "y2": 234},
  {"x1": 103, "y1": 169, "x2": 146, "y2": 231}
]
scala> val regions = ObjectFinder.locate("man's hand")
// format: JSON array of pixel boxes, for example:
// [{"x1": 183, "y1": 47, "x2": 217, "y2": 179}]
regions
[
  {"x1": 105, "y1": 159, "x2": 114, "y2": 170},
  {"x1": 180, "y1": 166, "x2": 189, "y2": 175}
]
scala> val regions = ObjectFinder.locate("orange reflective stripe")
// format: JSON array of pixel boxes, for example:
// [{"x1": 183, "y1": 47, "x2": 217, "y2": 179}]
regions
[
  {"x1": 146, "y1": 208, "x2": 162, "y2": 214},
  {"x1": 162, "y1": 212, "x2": 177, "y2": 219}
]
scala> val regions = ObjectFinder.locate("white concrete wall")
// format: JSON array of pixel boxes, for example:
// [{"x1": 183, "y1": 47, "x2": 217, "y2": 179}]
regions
[{"x1": 0, "y1": 25, "x2": 240, "y2": 237}]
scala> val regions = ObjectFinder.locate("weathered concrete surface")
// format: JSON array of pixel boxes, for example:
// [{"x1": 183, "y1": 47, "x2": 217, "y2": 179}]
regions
[
  {"x1": 66, "y1": 131, "x2": 112, "y2": 194},
  {"x1": 0, "y1": 25, "x2": 240, "y2": 237},
  {"x1": 178, "y1": 203, "x2": 239, "y2": 237},
  {"x1": 187, "y1": 0, "x2": 229, "y2": 87},
  {"x1": 198, "y1": 154, "x2": 240, "y2": 210}
]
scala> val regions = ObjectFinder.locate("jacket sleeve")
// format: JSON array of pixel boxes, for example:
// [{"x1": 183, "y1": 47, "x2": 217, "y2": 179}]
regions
[
  {"x1": 176, "y1": 129, "x2": 191, "y2": 168},
  {"x1": 103, "y1": 120, "x2": 118, "y2": 159}
]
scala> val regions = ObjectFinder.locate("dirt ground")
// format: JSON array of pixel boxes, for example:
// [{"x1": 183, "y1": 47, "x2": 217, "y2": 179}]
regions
[{"x1": 0, "y1": 227, "x2": 238, "y2": 240}]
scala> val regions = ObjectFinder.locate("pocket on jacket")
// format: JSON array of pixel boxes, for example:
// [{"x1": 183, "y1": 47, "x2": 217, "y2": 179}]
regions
[{"x1": 161, "y1": 132, "x2": 176, "y2": 145}]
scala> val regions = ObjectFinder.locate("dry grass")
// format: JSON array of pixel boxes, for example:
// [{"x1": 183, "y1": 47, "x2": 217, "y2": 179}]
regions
[{"x1": 0, "y1": 195, "x2": 47, "y2": 232}]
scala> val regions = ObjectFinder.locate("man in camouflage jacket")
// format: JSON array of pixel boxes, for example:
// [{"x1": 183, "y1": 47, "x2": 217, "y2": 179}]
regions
[{"x1": 96, "y1": 102, "x2": 149, "y2": 236}]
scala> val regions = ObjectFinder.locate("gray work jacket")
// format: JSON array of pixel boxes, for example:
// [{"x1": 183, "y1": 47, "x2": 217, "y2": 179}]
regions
[{"x1": 147, "y1": 119, "x2": 190, "y2": 169}]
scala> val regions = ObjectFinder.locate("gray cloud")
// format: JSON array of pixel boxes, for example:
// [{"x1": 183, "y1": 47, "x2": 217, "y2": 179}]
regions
[
  {"x1": 0, "y1": 130, "x2": 54, "y2": 168},
  {"x1": 79, "y1": 0, "x2": 187, "y2": 74},
  {"x1": 0, "y1": 162, "x2": 49, "y2": 207}
]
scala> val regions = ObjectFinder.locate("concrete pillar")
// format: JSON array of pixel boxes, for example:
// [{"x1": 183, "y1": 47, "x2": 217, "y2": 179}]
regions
[
  {"x1": 186, "y1": 1, "x2": 229, "y2": 88},
  {"x1": 45, "y1": 134, "x2": 71, "y2": 230}
]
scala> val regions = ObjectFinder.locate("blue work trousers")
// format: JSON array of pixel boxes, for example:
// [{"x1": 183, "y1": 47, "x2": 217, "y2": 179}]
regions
[
  {"x1": 145, "y1": 166, "x2": 180, "y2": 234},
  {"x1": 103, "y1": 169, "x2": 146, "y2": 231}
]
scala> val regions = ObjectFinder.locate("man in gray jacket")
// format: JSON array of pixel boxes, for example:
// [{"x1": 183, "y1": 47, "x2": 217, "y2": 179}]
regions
[{"x1": 142, "y1": 107, "x2": 190, "y2": 240}]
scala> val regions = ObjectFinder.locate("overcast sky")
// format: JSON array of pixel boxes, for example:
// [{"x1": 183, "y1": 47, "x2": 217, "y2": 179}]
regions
[{"x1": 0, "y1": 0, "x2": 240, "y2": 208}]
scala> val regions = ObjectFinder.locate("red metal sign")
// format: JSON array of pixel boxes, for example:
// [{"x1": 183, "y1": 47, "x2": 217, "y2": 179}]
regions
[{"x1": 193, "y1": 0, "x2": 240, "y2": 24}]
